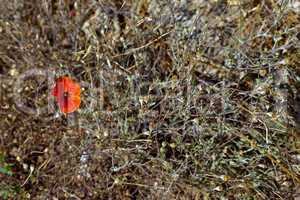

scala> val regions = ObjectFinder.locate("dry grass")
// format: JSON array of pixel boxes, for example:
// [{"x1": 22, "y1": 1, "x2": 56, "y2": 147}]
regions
[{"x1": 1, "y1": 0, "x2": 300, "y2": 199}]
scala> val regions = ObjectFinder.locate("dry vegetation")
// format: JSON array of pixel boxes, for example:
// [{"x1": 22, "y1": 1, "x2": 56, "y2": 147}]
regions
[{"x1": 0, "y1": 0, "x2": 300, "y2": 199}]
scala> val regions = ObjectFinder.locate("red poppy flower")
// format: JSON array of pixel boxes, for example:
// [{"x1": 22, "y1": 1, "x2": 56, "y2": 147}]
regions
[{"x1": 51, "y1": 76, "x2": 81, "y2": 113}]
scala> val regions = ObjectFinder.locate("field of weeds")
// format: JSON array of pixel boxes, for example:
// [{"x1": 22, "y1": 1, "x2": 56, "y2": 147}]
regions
[{"x1": 1, "y1": 0, "x2": 300, "y2": 199}]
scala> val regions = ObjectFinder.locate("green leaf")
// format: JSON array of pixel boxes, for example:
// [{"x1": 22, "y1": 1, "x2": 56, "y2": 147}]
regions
[
  {"x1": 0, "y1": 166, "x2": 13, "y2": 176},
  {"x1": 0, "y1": 190, "x2": 10, "y2": 200}
]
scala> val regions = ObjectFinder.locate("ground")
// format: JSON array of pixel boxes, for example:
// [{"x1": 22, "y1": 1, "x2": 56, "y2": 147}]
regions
[{"x1": 0, "y1": 0, "x2": 300, "y2": 199}]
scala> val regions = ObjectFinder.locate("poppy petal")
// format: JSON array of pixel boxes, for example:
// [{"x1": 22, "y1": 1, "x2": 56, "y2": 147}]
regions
[
  {"x1": 66, "y1": 81, "x2": 81, "y2": 96},
  {"x1": 58, "y1": 95, "x2": 81, "y2": 113},
  {"x1": 51, "y1": 76, "x2": 81, "y2": 113}
]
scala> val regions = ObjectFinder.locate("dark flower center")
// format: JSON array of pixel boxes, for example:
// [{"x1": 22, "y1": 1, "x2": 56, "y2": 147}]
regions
[{"x1": 63, "y1": 92, "x2": 69, "y2": 105}]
